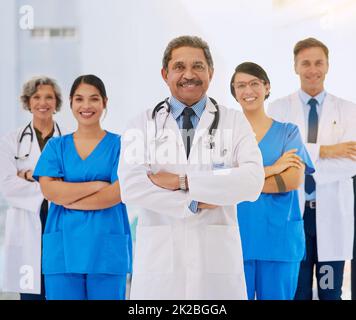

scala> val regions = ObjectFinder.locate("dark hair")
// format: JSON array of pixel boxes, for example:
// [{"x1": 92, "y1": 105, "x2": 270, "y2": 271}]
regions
[
  {"x1": 70, "y1": 74, "x2": 107, "y2": 107},
  {"x1": 162, "y1": 35, "x2": 214, "y2": 71},
  {"x1": 294, "y1": 37, "x2": 329, "y2": 61},
  {"x1": 230, "y1": 62, "x2": 270, "y2": 100}
]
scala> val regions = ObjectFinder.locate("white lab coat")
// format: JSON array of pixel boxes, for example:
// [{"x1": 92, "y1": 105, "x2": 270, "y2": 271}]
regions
[
  {"x1": 268, "y1": 92, "x2": 356, "y2": 261},
  {"x1": 0, "y1": 121, "x2": 64, "y2": 294},
  {"x1": 119, "y1": 99, "x2": 264, "y2": 300}
]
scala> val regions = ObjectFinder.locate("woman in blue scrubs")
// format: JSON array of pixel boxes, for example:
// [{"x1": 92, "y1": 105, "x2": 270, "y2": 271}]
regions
[
  {"x1": 230, "y1": 62, "x2": 314, "y2": 300},
  {"x1": 33, "y1": 75, "x2": 132, "y2": 300}
]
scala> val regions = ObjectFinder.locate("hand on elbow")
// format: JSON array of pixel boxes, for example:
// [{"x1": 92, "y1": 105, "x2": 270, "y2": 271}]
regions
[
  {"x1": 271, "y1": 149, "x2": 304, "y2": 174},
  {"x1": 285, "y1": 181, "x2": 302, "y2": 191},
  {"x1": 320, "y1": 142, "x2": 356, "y2": 160},
  {"x1": 147, "y1": 171, "x2": 180, "y2": 191},
  {"x1": 42, "y1": 192, "x2": 71, "y2": 206},
  {"x1": 281, "y1": 164, "x2": 305, "y2": 192},
  {"x1": 282, "y1": 173, "x2": 304, "y2": 192},
  {"x1": 198, "y1": 202, "x2": 219, "y2": 209}
]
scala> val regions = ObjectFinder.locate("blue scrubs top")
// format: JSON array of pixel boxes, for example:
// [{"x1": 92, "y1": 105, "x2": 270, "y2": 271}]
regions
[
  {"x1": 33, "y1": 132, "x2": 132, "y2": 275},
  {"x1": 237, "y1": 121, "x2": 315, "y2": 262}
]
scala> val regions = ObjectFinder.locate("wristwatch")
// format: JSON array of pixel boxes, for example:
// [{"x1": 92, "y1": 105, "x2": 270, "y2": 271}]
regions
[{"x1": 179, "y1": 174, "x2": 187, "y2": 191}]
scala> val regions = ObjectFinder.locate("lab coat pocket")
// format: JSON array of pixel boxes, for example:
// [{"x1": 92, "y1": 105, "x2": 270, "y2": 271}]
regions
[
  {"x1": 283, "y1": 220, "x2": 305, "y2": 262},
  {"x1": 337, "y1": 179, "x2": 354, "y2": 216},
  {"x1": 328, "y1": 122, "x2": 344, "y2": 144},
  {"x1": 205, "y1": 225, "x2": 242, "y2": 274},
  {"x1": 4, "y1": 208, "x2": 27, "y2": 246},
  {"x1": 42, "y1": 232, "x2": 66, "y2": 274},
  {"x1": 134, "y1": 225, "x2": 173, "y2": 274}
]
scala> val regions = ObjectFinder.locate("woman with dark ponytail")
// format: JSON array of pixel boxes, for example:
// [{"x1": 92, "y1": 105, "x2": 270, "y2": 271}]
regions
[{"x1": 33, "y1": 75, "x2": 132, "y2": 300}]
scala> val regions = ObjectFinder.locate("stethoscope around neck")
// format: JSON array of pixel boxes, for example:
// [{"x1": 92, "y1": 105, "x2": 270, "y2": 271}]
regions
[
  {"x1": 14, "y1": 121, "x2": 62, "y2": 160},
  {"x1": 151, "y1": 97, "x2": 220, "y2": 149}
]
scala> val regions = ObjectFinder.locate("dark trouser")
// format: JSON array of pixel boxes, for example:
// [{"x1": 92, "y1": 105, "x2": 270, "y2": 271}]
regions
[
  {"x1": 294, "y1": 205, "x2": 345, "y2": 300},
  {"x1": 352, "y1": 176, "x2": 356, "y2": 300},
  {"x1": 20, "y1": 200, "x2": 48, "y2": 301}
]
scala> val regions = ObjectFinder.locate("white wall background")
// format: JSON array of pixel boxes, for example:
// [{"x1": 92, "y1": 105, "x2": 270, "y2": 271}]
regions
[
  {"x1": 0, "y1": 1, "x2": 18, "y2": 134},
  {"x1": 1, "y1": 0, "x2": 356, "y2": 135}
]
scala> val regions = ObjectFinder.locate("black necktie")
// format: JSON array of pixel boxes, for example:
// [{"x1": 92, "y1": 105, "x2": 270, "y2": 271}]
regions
[
  {"x1": 305, "y1": 98, "x2": 318, "y2": 194},
  {"x1": 182, "y1": 107, "x2": 195, "y2": 158}
]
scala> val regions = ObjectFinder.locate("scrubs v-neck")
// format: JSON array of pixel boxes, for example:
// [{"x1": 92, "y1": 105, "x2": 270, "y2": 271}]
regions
[
  {"x1": 237, "y1": 121, "x2": 315, "y2": 262},
  {"x1": 33, "y1": 132, "x2": 132, "y2": 275}
]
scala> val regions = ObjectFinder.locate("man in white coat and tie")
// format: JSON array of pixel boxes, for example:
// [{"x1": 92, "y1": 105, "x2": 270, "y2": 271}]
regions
[
  {"x1": 268, "y1": 38, "x2": 356, "y2": 300},
  {"x1": 119, "y1": 35, "x2": 265, "y2": 300}
]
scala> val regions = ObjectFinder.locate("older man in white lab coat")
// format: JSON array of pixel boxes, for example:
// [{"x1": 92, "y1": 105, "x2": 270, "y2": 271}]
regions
[
  {"x1": 268, "y1": 37, "x2": 356, "y2": 300},
  {"x1": 119, "y1": 35, "x2": 264, "y2": 300}
]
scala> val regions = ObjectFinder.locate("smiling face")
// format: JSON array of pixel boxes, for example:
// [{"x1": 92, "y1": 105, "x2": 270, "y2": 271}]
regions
[
  {"x1": 71, "y1": 83, "x2": 107, "y2": 127},
  {"x1": 28, "y1": 84, "x2": 56, "y2": 121},
  {"x1": 294, "y1": 46, "x2": 329, "y2": 96},
  {"x1": 161, "y1": 46, "x2": 213, "y2": 106},
  {"x1": 232, "y1": 72, "x2": 270, "y2": 113}
]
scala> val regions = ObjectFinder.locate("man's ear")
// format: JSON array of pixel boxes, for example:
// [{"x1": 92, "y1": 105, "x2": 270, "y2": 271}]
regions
[
  {"x1": 208, "y1": 68, "x2": 214, "y2": 81},
  {"x1": 161, "y1": 68, "x2": 168, "y2": 83}
]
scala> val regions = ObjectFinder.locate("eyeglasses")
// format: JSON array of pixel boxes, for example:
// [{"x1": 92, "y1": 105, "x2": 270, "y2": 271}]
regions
[{"x1": 233, "y1": 79, "x2": 265, "y2": 92}]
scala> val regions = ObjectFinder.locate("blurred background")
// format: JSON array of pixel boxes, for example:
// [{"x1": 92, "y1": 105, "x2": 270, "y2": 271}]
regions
[{"x1": 1, "y1": 0, "x2": 356, "y2": 299}]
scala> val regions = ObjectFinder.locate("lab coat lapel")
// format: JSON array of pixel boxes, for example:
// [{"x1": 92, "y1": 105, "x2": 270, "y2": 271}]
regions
[
  {"x1": 317, "y1": 93, "x2": 336, "y2": 144},
  {"x1": 163, "y1": 109, "x2": 188, "y2": 162},
  {"x1": 53, "y1": 121, "x2": 62, "y2": 137},
  {"x1": 290, "y1": 92, "x2": 307, "y2": 142},
  {"x1": 30, "y1": 121, "x2": 62, "y2": 160},
  {"x1": 30, "y1": 121, "x2": 41, "y2": 163},
  {"x1": 15, "y1": 122, "x2": 40, "y2": 168},
  {"x1": 190, "y1": 99, "x2": 216, "y2": 153},
  {"x1": 165, "y1": 112, "x2": 182, "y2": 142}
]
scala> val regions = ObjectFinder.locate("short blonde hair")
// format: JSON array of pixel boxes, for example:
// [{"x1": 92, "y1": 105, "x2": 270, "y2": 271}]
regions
[{"x1": 20, "y1": 76, "x2": 62, "y2": 111}]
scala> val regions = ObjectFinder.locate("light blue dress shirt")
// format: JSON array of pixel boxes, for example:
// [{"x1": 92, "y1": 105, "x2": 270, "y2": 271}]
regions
[
  {"x1": 169, "y1": 95, "x2": 207, "y2": 213},
  {"x1": 298, "y1": 89, "x2": 326, "y2": 201}
]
